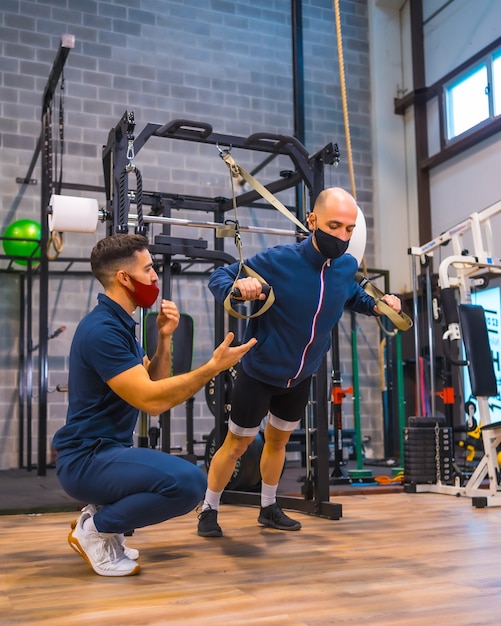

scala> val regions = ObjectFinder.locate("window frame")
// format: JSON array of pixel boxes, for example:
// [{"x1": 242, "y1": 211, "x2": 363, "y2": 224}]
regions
[
  {"x1": 444, "y1": 53, "x2": 497, "y2": 144},
  {"x1": 394, "y1": 36, "x2": 501, "y2": 172}
]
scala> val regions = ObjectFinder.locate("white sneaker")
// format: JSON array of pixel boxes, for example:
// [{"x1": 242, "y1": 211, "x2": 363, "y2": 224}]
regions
[
  {"x1": 68, "y1": 507, "x2": 140, "y2": 577},
  {"x1": 117, "y1": 534, "x2": 139, "y2": 560},
  {"x1": 71, "y1": 505, "x2": 139, "y2": 560}
]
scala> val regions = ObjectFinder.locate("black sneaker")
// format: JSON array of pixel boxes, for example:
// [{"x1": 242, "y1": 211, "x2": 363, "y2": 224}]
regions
[
  {"x1": 258, "y1": 503, "x2": 302, "y2": 531},
  {"x1": 197, "y1": 507, "x2": 223, "y2": 537}
]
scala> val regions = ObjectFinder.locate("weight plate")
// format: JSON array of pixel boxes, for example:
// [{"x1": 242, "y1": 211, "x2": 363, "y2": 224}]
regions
[{"x1": 205, "y1": 366, "x2": 237, "y2": 417}]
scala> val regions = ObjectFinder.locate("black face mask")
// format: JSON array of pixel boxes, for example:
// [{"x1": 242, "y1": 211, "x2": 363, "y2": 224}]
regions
[{"x1": 314, "y1": 228, "x2": 350, "y2": 259}]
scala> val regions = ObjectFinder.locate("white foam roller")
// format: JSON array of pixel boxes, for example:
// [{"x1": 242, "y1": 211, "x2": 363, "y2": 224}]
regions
[{"x1": 48, "y1": 195, "x2": 99, "y2": 233}]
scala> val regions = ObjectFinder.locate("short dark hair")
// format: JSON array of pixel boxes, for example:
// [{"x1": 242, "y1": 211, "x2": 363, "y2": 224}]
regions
[{"x1": 90, "y1": 234, "x2": 149, "y2": 287}]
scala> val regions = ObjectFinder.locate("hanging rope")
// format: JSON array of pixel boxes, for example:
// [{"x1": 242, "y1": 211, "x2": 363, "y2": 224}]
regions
[
  {"x1": 333, "y1": 0, "x2": 357, "y2": 208},
  {"x1": 118, "y1": 166, "x2": 128, "y2": 231},
  {"x1": 118, "y1": 164, "x2": 145, "y2": 234},
  {"x1": 118, "y1": 112, "x2": 147, "y2": 235},
  {"x1": 333, "y1": 0, "x2": 403, "y2": 337}
]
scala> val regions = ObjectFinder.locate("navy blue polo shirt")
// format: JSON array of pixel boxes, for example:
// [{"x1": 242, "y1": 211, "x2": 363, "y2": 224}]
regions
[{"x1": 52, "y1": 293, "x2": 145, "y2": 457}]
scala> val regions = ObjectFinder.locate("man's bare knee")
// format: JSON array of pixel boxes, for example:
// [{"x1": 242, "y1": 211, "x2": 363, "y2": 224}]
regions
[
  {"x1": 264, "y1": 422, "x2": 292, "y2": 450},
  {"x1": 220, "y1": 432, "x2": 253, "y2": 462}
]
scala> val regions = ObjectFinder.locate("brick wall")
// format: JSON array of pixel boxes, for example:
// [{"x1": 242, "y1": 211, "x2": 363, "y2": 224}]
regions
[{"x1": 0, "y1": 0, "x2": 380, "y2": 470}]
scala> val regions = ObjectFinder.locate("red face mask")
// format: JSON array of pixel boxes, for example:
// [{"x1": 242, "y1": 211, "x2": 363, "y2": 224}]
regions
[{"x1": 123, "y1": 274, "x2": 159, "y2": 308}]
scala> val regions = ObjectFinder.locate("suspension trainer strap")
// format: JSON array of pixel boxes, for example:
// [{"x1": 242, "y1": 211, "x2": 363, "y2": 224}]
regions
[
  {"x1": 356, "y1": 273, "x2": 413, "y2": 332},
  {"x1": 218, "y1": 146, "x2": 315, "y2": 318},
  {"x1": 217, "y1": 149, "x2": 280, "y2": 320},
  {"x1": 222, "y1": 218, "x2": 275, "y2": 319},
  {"x1": 220, "y1": 152, "x2": 309, "y2": 233}
]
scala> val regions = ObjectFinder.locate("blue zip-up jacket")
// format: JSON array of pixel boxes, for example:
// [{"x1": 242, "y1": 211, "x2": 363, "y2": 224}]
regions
[{"x1": 208, "y1": 235, "x2": 378, "y2": 388}]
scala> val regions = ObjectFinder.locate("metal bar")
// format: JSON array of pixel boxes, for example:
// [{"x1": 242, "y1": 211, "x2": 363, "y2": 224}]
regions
[
  {"x1": 42, "y1": 34, "x2": 74, "y2": 110},
  {"x1": 410, "y1": 0, "x2": 432, "y2": 246},
  {"x1": 220, "y1": 490, "x2": 342, "y2": 520},
  {"x1": 396, "y1": 331, "x2": 406, "y2": 464},
  {"x1": 217, "y1": 172, "x2": 303, "y2": 214},
  {"x1": 18, "y1": 274, "x2": 25, "y2": 469},
  {"x1": 132, "y1": 121, "x2": 308, "y2": 164},
  {"x1": 26, "y1": 261, "x2": 34, "y2": 471},
  {"x1": 128, "y1": 213, "x2": 299, "y2": 238},
  {"x1": 292, "y1": 0, "x2": 305, "y2": 144},
  {"x1": 410, "y1": 200, "x2": 501, "y2": 257},
  {"x1": 351, "y1": 312, "x2": 363, "y2": 470},
  {"x1": 37, "y1": 36, "x2": 74, "y2": 477},
  {"x1": 425, "y1": 262, "x2": 436, "y2": 415},
  {"x1": 314, "y1": 355, "x2": 331, "y2": 503},
  {"x1": 411, "y1": 254, "x2": 422, "y2": 416},
  {"x1": 329, "y1": 324, "x2": 350, "y2": 484},
  {"x1": 38, "y1": 107, "x2": 50, "y2": 476}
]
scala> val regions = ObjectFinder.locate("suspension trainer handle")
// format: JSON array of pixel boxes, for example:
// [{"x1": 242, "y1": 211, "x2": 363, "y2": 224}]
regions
[{"x1": 231, "y1": 283, "x2": 271, "y2": 300}]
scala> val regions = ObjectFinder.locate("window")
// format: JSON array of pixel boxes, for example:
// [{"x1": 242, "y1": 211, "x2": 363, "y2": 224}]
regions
[
  {"x1": 493, "y1": 51, "x2": 501, "y2": 116},
  {"x1": 445, "y1": 49, "x2": 501, "y2": 142},
  {"x1": 395, "y1": 37, "x2": 501, "y2": 169},
  {"x1": 446, "y1": 65, "x2": 489, "y2": 139}
]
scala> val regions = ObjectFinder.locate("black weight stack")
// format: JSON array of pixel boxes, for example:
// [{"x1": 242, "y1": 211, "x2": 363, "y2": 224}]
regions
[{"x1": 404, "y1": 417, "x2": 454, "y2": 485}]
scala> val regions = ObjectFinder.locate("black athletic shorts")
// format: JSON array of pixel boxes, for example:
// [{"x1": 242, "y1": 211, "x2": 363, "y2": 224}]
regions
[{"x1": 230, "y1": 365, "x2": 312, "y2": 429}]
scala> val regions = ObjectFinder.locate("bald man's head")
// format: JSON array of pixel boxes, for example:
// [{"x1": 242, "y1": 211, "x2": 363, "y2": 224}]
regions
[
  {"x1": 312, "y1": 187, "x2": 357, "y2": 217},
  {"x1": 305, "y1": 188, "x2": 358, "y2": 259}
]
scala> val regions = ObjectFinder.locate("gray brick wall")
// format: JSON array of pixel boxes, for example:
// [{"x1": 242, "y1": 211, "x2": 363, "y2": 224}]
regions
[{"x1": 0, "y1": 0, "x2": 380, "y2": 470}]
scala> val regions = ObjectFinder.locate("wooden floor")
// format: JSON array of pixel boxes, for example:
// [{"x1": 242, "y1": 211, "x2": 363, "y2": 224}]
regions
[{"x1": 2, "y1": 491, "x2": 501, "y2": 625}]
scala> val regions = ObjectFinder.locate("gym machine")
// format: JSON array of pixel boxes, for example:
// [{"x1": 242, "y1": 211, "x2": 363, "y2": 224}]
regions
[{"x1": 407, "y1": 200, "x2": 501, "y2": 507}]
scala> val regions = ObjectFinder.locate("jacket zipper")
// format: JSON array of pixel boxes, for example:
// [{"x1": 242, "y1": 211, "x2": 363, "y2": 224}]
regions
[{"x1": 287, "y1": 260, "x2": 328, "y2": 387}]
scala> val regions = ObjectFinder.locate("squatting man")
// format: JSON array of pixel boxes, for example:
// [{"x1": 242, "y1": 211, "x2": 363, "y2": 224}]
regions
[{"x1": 53, "y1": 233, "x2": 256, "y2": 577}]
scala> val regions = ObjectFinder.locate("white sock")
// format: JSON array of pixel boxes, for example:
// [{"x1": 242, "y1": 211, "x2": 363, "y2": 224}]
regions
[
  {"x1": 82, "y1": 515, "x2": 97, "y2": 533},
  {"x1": 261, "y1": 482, "x2": 278, "y2": 508},
  {"x1": 202, "y1": 488, "x2": 223, "y2": 512}
]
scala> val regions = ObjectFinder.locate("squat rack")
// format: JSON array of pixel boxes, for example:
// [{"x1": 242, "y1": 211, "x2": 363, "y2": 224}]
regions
[{"x1": 102, "y1": 111, "x2": 343, "y2": 519}]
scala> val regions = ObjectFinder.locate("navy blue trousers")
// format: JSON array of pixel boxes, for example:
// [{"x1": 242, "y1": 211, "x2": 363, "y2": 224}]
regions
[{"x1": 56, "y1": 444, "x2": 206, "y2": 534}]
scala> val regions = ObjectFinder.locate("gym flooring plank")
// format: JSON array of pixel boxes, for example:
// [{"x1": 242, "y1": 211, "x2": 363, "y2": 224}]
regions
[{"x1": 1, "y1": 492, "x2": 501, "y2": 625}]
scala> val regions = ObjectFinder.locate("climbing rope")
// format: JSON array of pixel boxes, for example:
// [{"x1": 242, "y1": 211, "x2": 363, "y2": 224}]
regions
[
  {"x1": 333, "y1": 0, "x2": 357, "y2": 210},
  {"x1": 334, "y1": 0, "x2": 402, "y2": 337}
]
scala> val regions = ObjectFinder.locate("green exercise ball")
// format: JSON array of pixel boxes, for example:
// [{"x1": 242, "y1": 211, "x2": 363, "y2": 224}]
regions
[{"x1": 2, "y1": 219, "x2": 42, "y2": 266}]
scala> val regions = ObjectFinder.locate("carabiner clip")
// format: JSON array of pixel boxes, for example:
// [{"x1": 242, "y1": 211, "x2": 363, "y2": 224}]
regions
[{"x1": 216, "y1": 143, "x2": 232, "y2": 157}]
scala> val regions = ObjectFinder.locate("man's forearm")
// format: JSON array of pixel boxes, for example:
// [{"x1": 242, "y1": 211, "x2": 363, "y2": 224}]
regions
[
  {"x1": 146, "y1": 360, "x2": 220, "y2": 414},
  {"x1": 148, "y1": 336, "x2": 173, "y2": 380}
]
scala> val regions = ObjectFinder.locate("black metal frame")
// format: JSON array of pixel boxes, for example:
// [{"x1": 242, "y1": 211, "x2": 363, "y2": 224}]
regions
[
  {"x1": 101, "y1": 112, "x2": 342, "y2": 519},
  {"x1": 24, "y1": 35, "x2": 75, "y2": 476},
  {"x1": 1, "y1": 253, "x2": 96, "y2": 472}
]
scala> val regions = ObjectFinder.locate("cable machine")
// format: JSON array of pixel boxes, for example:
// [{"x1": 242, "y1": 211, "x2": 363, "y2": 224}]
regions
[{"x1": 407, "y1": 201, "x2": 501, "y2": 507}]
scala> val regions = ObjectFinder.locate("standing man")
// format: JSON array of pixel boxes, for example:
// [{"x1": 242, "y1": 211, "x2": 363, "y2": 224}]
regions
[
  {"x1": 197, "y1": 187, "x2": 402, "y2": 537},
  {"x1": 53, "y1": 234, "x2": 256, "y2": 576}
]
